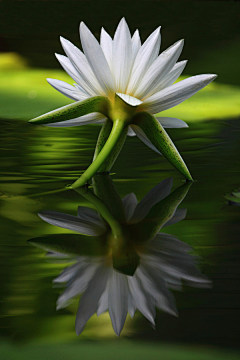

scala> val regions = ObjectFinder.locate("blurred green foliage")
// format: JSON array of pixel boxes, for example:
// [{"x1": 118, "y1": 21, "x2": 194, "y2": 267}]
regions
[{"x1": 0, "y1": 53, "x2": 239, "y2": 121}]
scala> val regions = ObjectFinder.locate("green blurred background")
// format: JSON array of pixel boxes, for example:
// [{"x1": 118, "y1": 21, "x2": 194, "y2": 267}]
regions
[{"x1": 0, "y1": 1, "x2": 240, "y2": 359}]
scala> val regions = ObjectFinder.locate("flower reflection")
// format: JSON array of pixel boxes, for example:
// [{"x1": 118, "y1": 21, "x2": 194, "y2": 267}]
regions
[
  {"x1": 29, "y1": 177, "x2": 211, "y2": 336},
  {"x1": 49, "y1": 233, "x2": 210, "y2": 336}
]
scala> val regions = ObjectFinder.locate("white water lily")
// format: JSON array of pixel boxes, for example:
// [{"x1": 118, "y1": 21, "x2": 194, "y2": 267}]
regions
[
  {"x1": 30, "y1": 18, "x2": 217, "y2": 184},
  {"x1": 36, "y1": 178, "x2": 211, "y2": 336},
  {"x1": 46, "y1": 18, "x2": 215, "y2": 133}
]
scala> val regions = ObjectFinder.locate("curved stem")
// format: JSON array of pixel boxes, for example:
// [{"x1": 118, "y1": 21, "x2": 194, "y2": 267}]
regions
[
  {"x1": 93, "y1": 119, "x2": 128, "y2": 172},
  {"x1": 74, "y1": 187, "x2": 123, "y2": 240},
  {"x1": 71, "y1": 119, "x2": 127, "y2": 189}
]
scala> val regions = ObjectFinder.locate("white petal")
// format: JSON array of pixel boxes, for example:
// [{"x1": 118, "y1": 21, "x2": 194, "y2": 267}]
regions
[
  {"x1": 146, "y1": 248, "x2": 208, "y2": 285},
  {"x1": 75, "y1": 265, "x2": 110, "y2": 335},
  {"x1": 80, "y1": 22, "x2": 115, "y2": 96},
  {"x1": 141, "y1": 74, "x2": 217, "y2": 114},
  {"x1": 162, "y1": 208, "x2": 187, "y2": 227},
  {"x1": 45, "y1": 113, "x2": 107, "y2": 127},
  {"x1": 136, "y1": 40, "x2": 184, "y2": 99},
  {"x1": 156, "y1": 117, "x2": 188, "y2": 128},
  {"x1": 122, "y1": 193, "x2": 138, "y2": 221},
  {"x1": 38, "y1": 211, "x2": 105, "y2": 236},
  {"x1": 108, "y1": 270, "x2": 128, "y2": 336},
  {"x1": 55, "y1": 53, "x2": 90, "y2": 95},
  {"x1": 116, "y1": 92, "x2": 142, "y2": 106},
  {"x1": 60, "y1": 37, "x2": 103, "y2": 96},
  {"x1": 100, "y1": 27, "x2": 113, "y2": 69},
  {"x1": 129, "y1": 177, "x2": 173, "y2": 223},
  {"x1": 112, "y1": 18, "x2": 133, "y2": 93},
  {"x1": 159, "y1": 60, "x2": 188, "y2": 89},
  {"x1": 127, "y1": 126, "x2": 136, "y2": 136},
  {"x1": 130, "y1": 124, "x2": 162, "y2": 154},
  {"x1": 127, "y1": 27, "x2": 161, "y2": 95},
  {"x1": 57, "y1": 262, "x2": 97, "y2": 309},
  {"x1": 47, "y1": 78, "x2": 87, "y2": 101},
  {"x1": 131, "y1": 29, "x2": 141, "y2": 61}
]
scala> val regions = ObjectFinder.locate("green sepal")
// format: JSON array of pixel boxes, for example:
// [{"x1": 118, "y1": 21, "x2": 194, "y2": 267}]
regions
[
  {"x1": 28, "y1": 233, "x2": 107, "y2": 256},
  {"x1": 132, "y1": 111, "x2": 193, "y2": 180},
  {"x1": 29, "y1": 96, "x2": 109, "y2": 125},
  {"x1": 93, "y1": 119, "x2": 128, "y2": 172},
  {"x1": 129, "y1": 181, "x2": 192, "y2": 243}
]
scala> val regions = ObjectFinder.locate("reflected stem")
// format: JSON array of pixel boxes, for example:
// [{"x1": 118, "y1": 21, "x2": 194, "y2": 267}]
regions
[
  {"x1": 75, "y1": 186, "x2": 123, "y2": 241},
  {"x1": 28, "y1": 187, "x2": 70, "y2": 198}
]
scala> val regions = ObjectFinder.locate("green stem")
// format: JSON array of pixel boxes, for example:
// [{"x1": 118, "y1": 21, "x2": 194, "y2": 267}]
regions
[
  {"x1": 71, "y1": 119, "x2": 127, "y2": 189},
  {"x1": 93, "y1": 119, "x2": 128, "y2": 172},
  {"x1": 74, "y1": 187, "x2": 123, "y2": 240}
]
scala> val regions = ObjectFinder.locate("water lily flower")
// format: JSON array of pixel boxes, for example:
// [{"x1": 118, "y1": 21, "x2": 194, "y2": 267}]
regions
[
  {"x1": 29, "y1": 18, "x2": 217, "y2": 185},
  {"x1": 28, "y1": 176, "x2": 210, "y2": 335}
]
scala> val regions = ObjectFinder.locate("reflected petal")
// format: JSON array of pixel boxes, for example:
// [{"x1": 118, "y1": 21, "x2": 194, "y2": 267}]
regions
[
  {"x1": 128, "y1": 273, "x2": 156, "y2": 325},
  {"x1": 139, "y1": 264, "x2": 178, "y2": 316},
  {"x1": 128, "y1": 293, "x2": 136, "y2": 318},
  {"x1": 38, "y1": 211, "x2": 105, "y2": 236},
  {"x1": 130, "y1": 177, "x2": 173, "y2": 223},
  {"x1": 57, "y1": 262, "x2": 98, "y2": 309},
  {"x1": 122, "y1": 192, "x2": 138, "y2": 221},
  {"x1": 108, "y1": 270, "x2": 128, "y2": 336},
  {"x1": 75, "y1": 265, "x2": 110, "y2": 335},
  {"x1": 163, "y1": 208, "x2": 187, "y2": 227}
]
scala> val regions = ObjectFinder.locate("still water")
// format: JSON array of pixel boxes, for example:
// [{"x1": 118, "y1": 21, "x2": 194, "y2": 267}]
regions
[{"x1": 0, "y1": 117, "x2": 240, "y2": 359}]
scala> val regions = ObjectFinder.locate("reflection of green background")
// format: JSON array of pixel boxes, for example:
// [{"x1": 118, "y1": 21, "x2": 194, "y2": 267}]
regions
[
  {"x1": 2, "y1": 341, "x2": 240, "y2": 360},
  {"x1": 0, "y1": 1, "x2": 240, "y2": 358}
]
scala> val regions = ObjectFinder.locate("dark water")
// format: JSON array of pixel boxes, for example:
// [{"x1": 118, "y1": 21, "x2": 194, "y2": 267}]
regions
[{"x1": 0, "y1": 117, "x2": 240, "y2": 359}]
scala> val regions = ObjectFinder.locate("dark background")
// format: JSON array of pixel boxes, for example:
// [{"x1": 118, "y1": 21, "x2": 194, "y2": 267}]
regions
[{"x1": 0, "y1": 0, "x2": 239, "y2": 85}]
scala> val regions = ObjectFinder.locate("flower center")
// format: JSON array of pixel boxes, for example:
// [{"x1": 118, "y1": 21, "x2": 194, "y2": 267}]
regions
[{"x1": 107, "y1": 93, "x2": 143, "y2": 125}]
